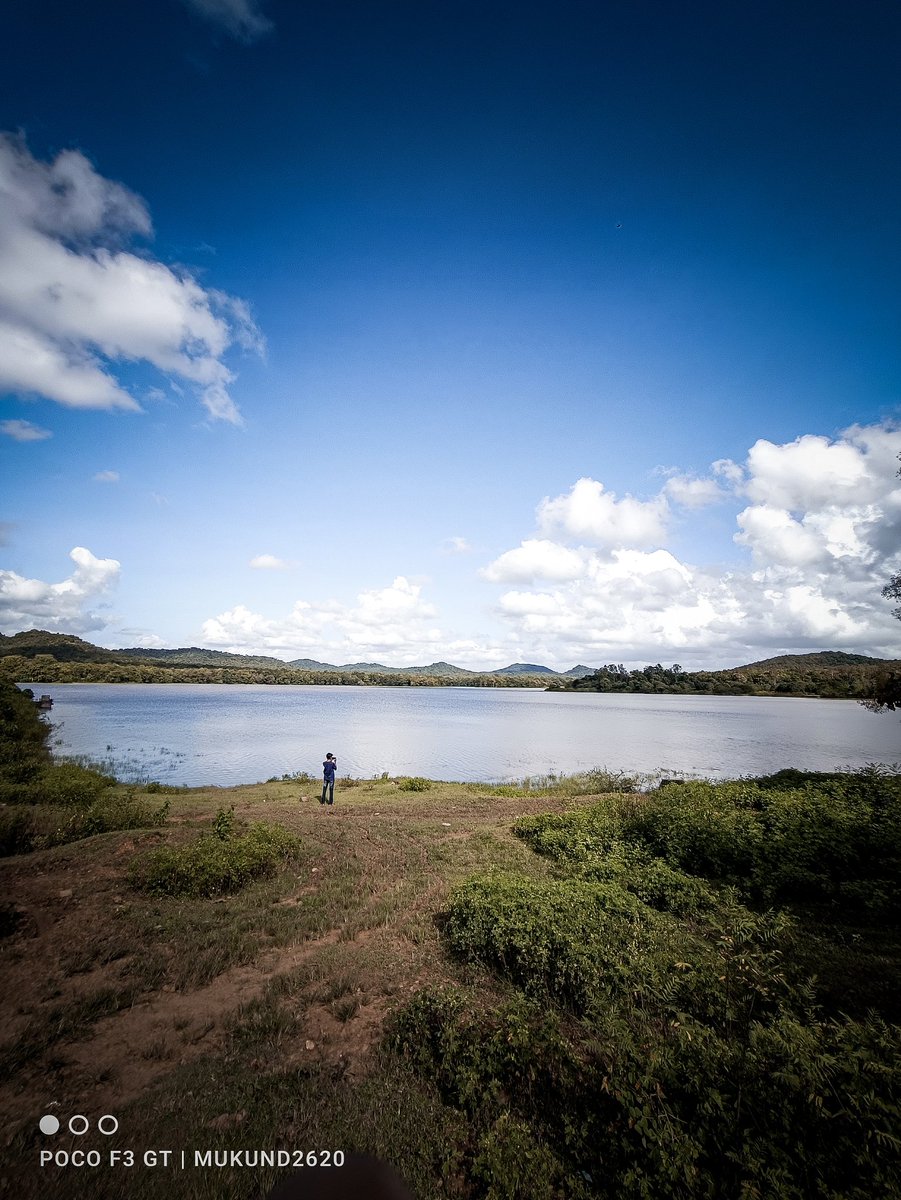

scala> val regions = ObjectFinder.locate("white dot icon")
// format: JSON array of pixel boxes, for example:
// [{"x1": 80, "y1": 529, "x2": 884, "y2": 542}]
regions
[
  {"x1": 68, "y1": 1115, "x2": 89, "y2": 1135},
  {"x1": 39, "y1": 1115, "x2": 60, "y2": 1135},
  {"x1": 98, "y1": 1115, "x2": 118, "y2": 1135}
]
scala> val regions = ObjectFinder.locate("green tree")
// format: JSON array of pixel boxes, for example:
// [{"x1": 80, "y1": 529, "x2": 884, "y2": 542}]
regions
[
  {"x1": 0, "y1": 680, "x2": 52, "y2": 792},
  {"x1": 863, "y1": 452, "x2": 901, "y2": 712}
]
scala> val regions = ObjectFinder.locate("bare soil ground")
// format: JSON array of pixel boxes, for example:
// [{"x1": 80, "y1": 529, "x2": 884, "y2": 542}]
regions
[{"x1": 0, "y1": 777, "x2": 582, "y2": 1199}]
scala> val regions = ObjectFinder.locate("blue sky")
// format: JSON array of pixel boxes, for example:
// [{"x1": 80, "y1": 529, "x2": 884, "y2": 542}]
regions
[{"x1": 1, "y1": 0, "x2": 900, "y2": 669}]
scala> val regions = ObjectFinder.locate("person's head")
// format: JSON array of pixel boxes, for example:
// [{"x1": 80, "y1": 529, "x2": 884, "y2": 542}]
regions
[{"x1": 326, "y1": 752, "x2": 333, "y2": 760}]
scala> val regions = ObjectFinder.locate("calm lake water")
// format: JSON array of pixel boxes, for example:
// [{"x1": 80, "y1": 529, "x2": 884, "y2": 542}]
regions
[{"x1": 22, "y1": 683, "x2": 901, "y2": 787}]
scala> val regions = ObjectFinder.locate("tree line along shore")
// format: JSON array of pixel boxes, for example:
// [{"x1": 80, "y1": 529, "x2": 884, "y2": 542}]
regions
[{"x1": 1, "y1": 631, "x2": 900, "y2": 700}]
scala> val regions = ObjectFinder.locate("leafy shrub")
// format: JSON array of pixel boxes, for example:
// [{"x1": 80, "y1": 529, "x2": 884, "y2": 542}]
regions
[
  {"x1": 443, "y1": 872, "x2": 796, "y2": 1034},
  {"x1": 390, "y1": 771, "x2": 901, "y2": 1197},
  {"x1": 270, "y1": 770, "x2": 317, "y2": 784},
  {"x1": 33, "y1": 761, "x2": 117, "y2": 807},
  {"x1": 0, "y1": 807, "x2": 38, "y2": 856},
  {"x1": 213, "y1": 804, "x2": 235, "y2": 840},
  {"x1": 59, "y1": 792, "x2": 170, "y2": 841},
  {"x1": 0, "y1": 792, "x2": 169, "y2": 856},
  {"x1": 398, "y1": 776, "x2": 432, "y2": 792},
  {"x1": 391, "y1": 984, "x2": 901, "y2": 1200},
  {"x1": 0, "y1": 682, "x2": 51, "y2": 789},
  {"x1": 128, "y1": 822, "x2": 300, "y2": 897},
  {"x1": 472, "y1": 1113, "x2": 566, "y2": 1200},
  {"x1": 517, "y1": 771, "x2": 901, "y2": 915}
]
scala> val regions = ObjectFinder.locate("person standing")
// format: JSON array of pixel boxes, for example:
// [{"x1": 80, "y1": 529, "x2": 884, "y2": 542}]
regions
[{"x1": 321, "y1": 752, "x2": 337, "y2": 806}]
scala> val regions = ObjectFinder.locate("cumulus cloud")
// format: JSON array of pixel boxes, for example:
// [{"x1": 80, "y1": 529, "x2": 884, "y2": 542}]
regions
[
  {"x1": 481, "y1": 423, "x2": 901, "y2": 666},
  {"x1": 0, "y1": 418, "x2": 52, "y2": 441},
  {"x1": 0, "y1": 546, "x2": 121, "y2": 634},
  {"x1": 744, "y1": 430, "x2": 885, "y2": 511},
  {"x1": 181, "y1": 0, "x2": 273, "y2": 41},
  {"x1": 249, "y1": 554, "x2": 296, "y2": 570},
  {"x1": 537, "y1": 477, "x2": 669, "y2": 548},
  {"x1": 93, "y1": 470, "x2": 119, "y2": 483},
  {"x1": 482, "y1": 539, "x2": 585, "y2": 584},
  {"x1": 664, "y1": 474, "x2": 725, "y2": 509},
  {"x1": 0, "y1": 134, "x2": 263, "y2": 423},
  {"x1": 202, "y1": 576, "x2": 444, "y2": 662}
]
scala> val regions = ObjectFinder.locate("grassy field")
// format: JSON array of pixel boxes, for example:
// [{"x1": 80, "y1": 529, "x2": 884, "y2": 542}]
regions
[
  {"x1": 0, "y1": 774, "x2": 606, "y2": 1199},
  {"x1": 1, "y1": 770, "x2": 899, "y2": 1199}
]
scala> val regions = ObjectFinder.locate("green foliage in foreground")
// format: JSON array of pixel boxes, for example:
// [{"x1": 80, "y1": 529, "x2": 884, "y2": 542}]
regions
[
  {"x1": 398, "y1": 776, "x2": 432, "y2": 791},
  {"x1": 0, "y1": 681, "x2": 51, "y2": 788},
  {"x1": 390, "y1": 770, "x2": 901, "y2": 1198},
  {"x1": 0, "y1": 679, "x2": 170, "y2": 854},
  {"x1": 128, "y1": 813, "x2": 300, "y2": 897},
  {"x1": 0, "y1": 792, "x2": 170, "y2": 857},
  {"x1": 516, "y1": 768, "x2": 901, "y2": 916},
  {"x1": 392, "y1": 985, "x2": 900, "y2": 1200}
]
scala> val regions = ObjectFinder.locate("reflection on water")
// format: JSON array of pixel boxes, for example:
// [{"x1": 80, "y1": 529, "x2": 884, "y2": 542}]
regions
[{"x1": 26, "y1": 683, "x2": 901, "y2": 788}]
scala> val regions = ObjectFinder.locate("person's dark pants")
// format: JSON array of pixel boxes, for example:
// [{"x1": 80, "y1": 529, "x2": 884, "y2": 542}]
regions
[{"x1": 321, "y1": 779, "x2": 334, "y2": 804}]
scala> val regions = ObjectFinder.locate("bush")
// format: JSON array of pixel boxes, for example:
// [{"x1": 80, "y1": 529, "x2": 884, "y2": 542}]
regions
[
  {"x1": 398, "y1": 776, "x2": 432, "y2": 791},
  {"x1": 517, "y1": 771, "x2": 901, "y2": 916},
  {"x1": 0, "y1": 807, "x2": 38, "y2": 856},
  {"x1": 389, "y1": 770, "x2": 901, "y2": 1197},
  {"x1": 0, "y1": 682, "x2": 51, "y2": 788},
  {"x1": 0, "y1": 792, "x2": 169, "y2": 857},
  {"x1": 391, "y1": 984, "x2": 901, "y2": 1200},
  {"x1": 128, "y1": 821, "x2": 300, "y2": 897},
  {"x1": 33, "y1": 761, "x2": 117, "y2": 807},
  {"x1": 58, "y1": 792, "x2": 170, "y2": 842}
]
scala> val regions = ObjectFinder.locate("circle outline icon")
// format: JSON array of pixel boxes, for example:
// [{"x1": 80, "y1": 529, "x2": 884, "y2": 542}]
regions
[
  {"x1": 98, "y1": 1115, "x2": 118, "y2": 1135},
  {"x1": 68, "y1": 1115, "x2": 89, "y2": 1136}
]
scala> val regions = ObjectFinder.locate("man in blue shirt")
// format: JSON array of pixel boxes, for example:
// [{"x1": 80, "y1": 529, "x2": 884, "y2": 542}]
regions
[{"x1": 321, "y1": 752, "x2": 337, "y2": 805}]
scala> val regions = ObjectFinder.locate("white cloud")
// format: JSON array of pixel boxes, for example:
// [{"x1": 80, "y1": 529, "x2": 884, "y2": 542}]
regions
[
  {"x1": 734, "y1": 505, "x2": 826, "y2": 567},
  {"x1": 744, "y1": 431, "x2": 880, "y2": 511},
  {"x1": 180, "y1": 0, "x2": 273, "y2": 41},
  {"x1": 712, "y1": 458, "x2": 745, "y2": 486},
  {"x1": 0, "y1": 417, "x2": 52, "y2": 441},
  {"x1": 664, "y1": 474, "x2": 725, "y2": 509},
  {"x1": 202, "y1": 576, "x2": 445, "y2": 663},
  {"x1": 537, "y1": 477, "x2": 669, "y2": 548},
  {"x1": 93, "y1": 470, "x2": 119, "y2": 483},
  {"x1": 0, "y1": 134, "x2": 263, "y2": 423},
  {"x1": 0, "y1": 546, "x2": 121, "y2": 635},
  {"x1": 481, "y1": 423, "x2": 901, "y2": 666},
  {"x1": 482, "y1": 539, "x2": 585, "y2": 584},
  {"x1": 249, "y1": 554, "x2": 296, "y2": 570},
  {"x1": 442, "y1": 536, "x2": 472, "y2": 554}
]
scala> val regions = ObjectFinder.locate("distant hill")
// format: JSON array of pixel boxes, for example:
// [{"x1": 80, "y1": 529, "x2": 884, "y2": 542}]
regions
[
  {"x1": 117, "y1": 646, "x2": 287, "y2": 670},
  {"x1": 725, "y1": 651, "x2": 890, "y2": 673},
  {"x1": 0, "y1": 632, "x2": 574, "y2": 679},
  {"x1": 494, "y1": 662, "x2": 558, "y2": 676},
  {"x1": 0, "y1": 631, "x2": 133, "y2": 663},
  {"x1": 9, "y1": 630, "x2": 893, "y2": 691}
]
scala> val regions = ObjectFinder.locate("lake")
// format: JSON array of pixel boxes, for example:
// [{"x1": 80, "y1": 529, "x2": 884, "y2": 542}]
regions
[{"x1": 22, "y1": 682, "x2": 900, "y2": 787}]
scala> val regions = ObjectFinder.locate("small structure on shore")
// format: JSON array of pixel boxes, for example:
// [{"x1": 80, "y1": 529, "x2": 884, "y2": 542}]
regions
[{"x1": 34, "y1": 694, "x2": 53, "y2": 710}]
